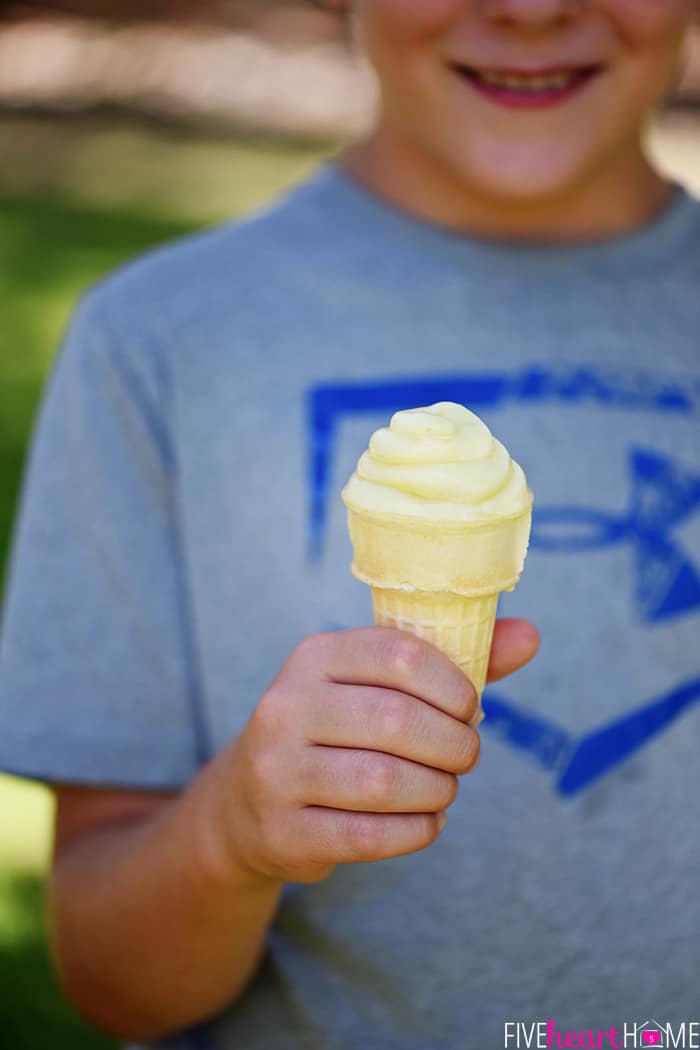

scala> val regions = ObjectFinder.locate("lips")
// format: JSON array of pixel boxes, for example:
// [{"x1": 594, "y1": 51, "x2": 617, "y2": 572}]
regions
[{"x1": 452, "y1": 64, "x2": 602, "y2": 109}]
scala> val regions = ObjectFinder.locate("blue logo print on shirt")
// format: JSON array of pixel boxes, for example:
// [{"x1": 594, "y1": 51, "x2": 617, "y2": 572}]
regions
[
  {"x1": 483, "y1": 677, "x2": 700, "y2": 796},
  {"x1": 305, "y1": 365, "x2": 700, "y2": 796},
  {"x1": 531, "y1": 446, "x2": 700, "y2": 623}
]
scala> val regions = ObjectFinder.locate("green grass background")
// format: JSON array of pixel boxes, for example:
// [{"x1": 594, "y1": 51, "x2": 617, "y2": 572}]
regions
[
  {"x1": 0, "y1": 109, "x2": 698, "y2": 1048},
  {"x1": 0, "y1": 116, "x2": 331, "y2": 1048}
]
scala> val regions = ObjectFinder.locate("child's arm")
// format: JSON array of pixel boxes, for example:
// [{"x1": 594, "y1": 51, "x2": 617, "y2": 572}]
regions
[
  {"x1": 49, "y1": 620, "x2": 537, "y2": 1043},
  {"x1": 50, "y1": 758, "x2": 285, "y2": 1043}
]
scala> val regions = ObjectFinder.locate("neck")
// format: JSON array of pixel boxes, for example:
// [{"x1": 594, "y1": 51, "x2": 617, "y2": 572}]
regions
[{"x1": 340, "y1": 118, "x2": 675, "y2": 245}]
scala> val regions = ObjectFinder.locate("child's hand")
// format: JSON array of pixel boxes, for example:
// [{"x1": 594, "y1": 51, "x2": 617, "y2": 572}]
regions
[{"x1": 210, "y1": 622, "x2": 538, "y2": 886}]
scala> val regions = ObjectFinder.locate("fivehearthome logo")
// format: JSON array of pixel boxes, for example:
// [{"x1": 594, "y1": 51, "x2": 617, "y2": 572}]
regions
[{"x1": 504, "y1": 1019, "x2": 700, "y2": 1048}]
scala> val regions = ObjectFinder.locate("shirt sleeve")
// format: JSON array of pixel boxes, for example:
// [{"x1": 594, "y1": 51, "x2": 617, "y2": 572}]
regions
[{"x1": 0, "y1": 286, "x2": 207, "y2": 789}]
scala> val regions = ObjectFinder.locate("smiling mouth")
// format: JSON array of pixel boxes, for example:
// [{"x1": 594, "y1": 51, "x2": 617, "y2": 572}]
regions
[{"x1": 452, "y1": 64, "x2": 603, "y2": 109}]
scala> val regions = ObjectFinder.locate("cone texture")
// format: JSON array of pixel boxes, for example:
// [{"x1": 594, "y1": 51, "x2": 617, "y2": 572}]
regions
[
  {"x1": 346, "y1": 505, "x2": 532, "y2": 596},
  {"x1": 345, "y1": 502, "x2": 533, "y2": 729},
  {"x1": 371, "y1": 588, "x2": 498, "y2": 728}
]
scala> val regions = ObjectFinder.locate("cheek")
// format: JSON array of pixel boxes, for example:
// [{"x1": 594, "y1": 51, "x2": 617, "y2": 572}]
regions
[
  {"x1": 355, "y1": 0, "x2": 461, "y2": 95},
  {"x1": 602, "y1": 0, "x2": 692, "y2": 44},
  {"x1": 356, "y1": 0, "x2": 462, "y2": 44},
  {"x1": 605, "y1": 0, "x2": 691, "y2": 105}
]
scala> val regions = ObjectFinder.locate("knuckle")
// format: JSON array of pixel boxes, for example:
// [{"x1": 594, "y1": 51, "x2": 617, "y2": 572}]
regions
[
  {"x1": 243, "y1": 802, "x2": 278, "y2": 871},
  {"x1": 346, "y1": 813, "x2": 384, "y2": 858},
  {"x1": 375, "y1": 692, "x2": 411, "y2": 741},
  {"x1": 385, "y1": 631, "x2": 425, "y2": 679},
  {"x1": 359, "y1": 752, "x2": 400, "y2": 807},
  {"x1": 303, "y1": 811, "x2": 333, "y2": 862},
  {"x1": 249, "y1": 744, "x2": 280, "y2": 794},
  {"x1": 254, "y1": 686, "x2": 293, "y2": 735},
  {"x1": 293, "y1": 632, "x2": 326, "y2": 666},
  {"x1": 295, "y1": 747, "x2": 322, "y2": 800}
]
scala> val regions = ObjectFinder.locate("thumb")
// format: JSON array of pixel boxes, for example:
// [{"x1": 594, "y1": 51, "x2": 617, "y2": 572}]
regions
[{"x1": 486, "y1": 618, "x2": 540, "y2": 683}]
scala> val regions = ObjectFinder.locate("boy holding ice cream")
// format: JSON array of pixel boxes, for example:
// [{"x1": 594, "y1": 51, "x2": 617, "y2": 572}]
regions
[{"x1": 1, "y1": 2, "x2": 698, "y2": 1047}]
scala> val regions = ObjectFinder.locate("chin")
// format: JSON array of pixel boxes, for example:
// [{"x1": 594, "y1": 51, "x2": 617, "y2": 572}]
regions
[
  {"x1": 459, "y1": 171, "x2": 589, "y2": 205},
  {"x1": 444, "y1": 141, "x2": 597, "y2": 206}
]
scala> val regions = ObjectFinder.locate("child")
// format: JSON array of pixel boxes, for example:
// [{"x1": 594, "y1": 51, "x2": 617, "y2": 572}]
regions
[{"x1": 1, "y1": 2, "x2": 699, "y2": 1047}]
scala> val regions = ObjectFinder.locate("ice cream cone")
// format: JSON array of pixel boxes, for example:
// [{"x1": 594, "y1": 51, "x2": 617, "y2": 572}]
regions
[
  {"x1": 371, "y1": 588, "x2": 499, "y2": 728},
  {"x1": 341, "y1": 401, "x2": 533, "y2": 730},
  {"x1": 345, "y1": 503, "x2": 532, "y2": 727}
]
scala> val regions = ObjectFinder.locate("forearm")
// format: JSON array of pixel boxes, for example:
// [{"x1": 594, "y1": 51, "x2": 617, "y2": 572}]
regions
[{"x1": 49, "y1": 747, "x2": 285, "y2": 1043}]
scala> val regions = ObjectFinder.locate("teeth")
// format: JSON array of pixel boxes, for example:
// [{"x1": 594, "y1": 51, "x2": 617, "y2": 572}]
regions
[{"x1": 475, "y1": 70, "x2": 578, "y2": 91}]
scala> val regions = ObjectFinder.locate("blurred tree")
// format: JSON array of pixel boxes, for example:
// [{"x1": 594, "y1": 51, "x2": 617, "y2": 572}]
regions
[
  {"x1": 0, "y1": 1, "x2": 323, "y2": 25},
  {"x1": 0, "y1": 1, "x2": 348, "y2": 44}
]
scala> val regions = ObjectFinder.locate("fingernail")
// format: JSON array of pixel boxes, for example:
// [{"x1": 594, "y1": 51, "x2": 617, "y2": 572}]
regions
[{"x1": 436, "y1": 811, "x2": 448, "y2": 832}]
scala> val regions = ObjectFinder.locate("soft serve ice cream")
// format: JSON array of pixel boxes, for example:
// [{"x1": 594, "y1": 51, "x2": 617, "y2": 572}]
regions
[
  {"x1": 341, "y1": 401, "x2": 531, "y2": 524},
  {"x1": 340, "y1": 402, "x2": 533, "y2": 715}
]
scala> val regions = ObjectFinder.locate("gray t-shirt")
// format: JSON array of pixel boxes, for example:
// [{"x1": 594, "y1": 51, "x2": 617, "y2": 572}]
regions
[{"x1": 1, "y1": 164, "x2": 699, "y2": 1050}]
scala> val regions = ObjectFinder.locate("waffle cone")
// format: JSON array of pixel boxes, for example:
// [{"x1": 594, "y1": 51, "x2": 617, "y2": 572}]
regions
[
  {"x1": 345, "y1": 502, "x2": 533, "y2": 728},
  {"x1": 371, "y1": 588, "x2": 498, "y2": 728}
]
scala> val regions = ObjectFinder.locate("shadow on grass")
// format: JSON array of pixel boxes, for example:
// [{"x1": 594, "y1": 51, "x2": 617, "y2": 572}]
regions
[{"x1": 0, "y1": 869, "x2": 116, "y2": 1049}]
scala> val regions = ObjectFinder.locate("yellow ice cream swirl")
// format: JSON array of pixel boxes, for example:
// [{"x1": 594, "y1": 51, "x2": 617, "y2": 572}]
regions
[{"x1": 341, "y1": 401, "x2": 532, "y2": 523}]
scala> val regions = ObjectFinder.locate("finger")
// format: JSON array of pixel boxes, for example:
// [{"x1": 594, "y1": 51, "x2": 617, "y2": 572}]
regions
[
  {"x1": 486, "y1": 618, "x2": 540, "y2": 682},
  {"x1": 299, "y1": 805, "x2": 446, "y2": 865},
  {"x1": 303, "y1": 683, "x2": 479, "y2": 775},
  {"x1": 297, "y1": 744, "x2": 460, "y2": 813},
  {"x1": 320, "y1": 626, "x2": 478, "y2": 723}
]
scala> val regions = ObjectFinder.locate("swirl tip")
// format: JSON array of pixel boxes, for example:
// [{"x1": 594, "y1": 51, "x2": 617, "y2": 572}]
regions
[{"x1": 390, "y1": 406, "x2": 459, "y2": 441}]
